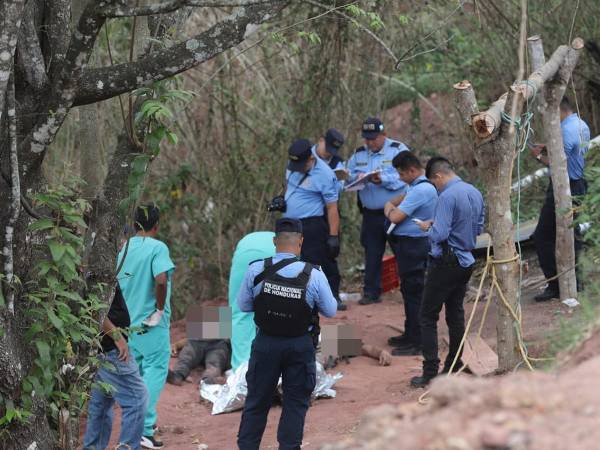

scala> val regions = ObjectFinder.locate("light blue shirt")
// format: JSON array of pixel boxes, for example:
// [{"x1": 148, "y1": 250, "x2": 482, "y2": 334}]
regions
[
  {"x1": 237, "y1": 252, "x2": 338, "y2": 323},
  {"x1": 283, "y1": 156, "x2": 339, "y2": 219},
  {"x1": 347, "y1": 138, "x2": 409, "y2": 209},
  {"x1": 117, "y1": 236, "x2": 176, "y2": 328},
  {"x1": 429, "y1": 177, "x2": 485, "y2": 268},
  {"x1": 561, "y1": 113, "x2": 590, "y2": 180},
  {"x1": 392, "y1": 175, "x2": 438, "y2": 238}
]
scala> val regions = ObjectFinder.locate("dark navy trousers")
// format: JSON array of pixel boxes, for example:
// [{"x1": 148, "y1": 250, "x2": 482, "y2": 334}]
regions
[
  {"x1": 533, "y1": 179, "x2": 587, "y2": 291},
  {"x1": 360, "y1": 210, "x2": 397, "y2": 299},
  {"x1": 300, "y1": 216, "x2": 340, "y2": 298},
  {"x1": 237, "y1": 332, "x2": 316, "y2": 450},
  {"x1": 388, "y1": 235, "x2": 430, "y2": 345}
]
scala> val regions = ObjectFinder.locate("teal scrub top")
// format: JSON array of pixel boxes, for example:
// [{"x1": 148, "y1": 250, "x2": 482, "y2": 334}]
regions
[
  {"x1": 228, "y1": 231, "x2": 275, "y2": 370},
  {"x1": 117, "y1": 236, "x2": 176, "y2": 329}
]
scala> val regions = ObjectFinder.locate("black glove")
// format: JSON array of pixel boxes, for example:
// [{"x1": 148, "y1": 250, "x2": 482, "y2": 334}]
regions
[{"x1": 327, "y1": 235, "x2": 340, "y2": 259}]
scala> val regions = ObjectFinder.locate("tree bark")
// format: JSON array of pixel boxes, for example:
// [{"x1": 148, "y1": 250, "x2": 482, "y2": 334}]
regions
[
  {"x1": 529, "y1": 37, "x2": 584, "y2": 300},
  {"x1": 453, "y1": 37, "x2": 585, "y2": 371},
  {"x1": 0, "y1": 2, "x2": 289, "y2": 447},
  {"x1": 454, "y1": 81, "x2": 521, "y2": 372}
]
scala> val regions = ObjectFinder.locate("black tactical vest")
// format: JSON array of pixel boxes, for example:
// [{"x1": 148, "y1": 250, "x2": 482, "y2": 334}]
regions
[{"x1": 253, "y1": 257, "x2": 315, "y2": 337}]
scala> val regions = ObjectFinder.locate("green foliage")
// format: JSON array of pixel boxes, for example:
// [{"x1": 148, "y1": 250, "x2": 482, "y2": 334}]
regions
[
  {"x1": 122, "y1": 78, "x2": 193, "y2": 213},
  {"x1": 0, "y1": 182, "x2": 106, "y2": 430}
]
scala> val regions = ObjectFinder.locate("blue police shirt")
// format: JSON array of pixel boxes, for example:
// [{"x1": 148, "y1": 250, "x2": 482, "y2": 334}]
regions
[
  {"x1": 561, "y1": 113, "x2": 590, "y2": 180},
  {"x1": 392, "y1": 175, "x2": 438, "y2": 238},
  {"x1": 283, "y1": 155, "x2": 339, "y2": 219},
  {"x1": 347, "y1": 138, "x2": 409, "y2": 210},
  {"x1": 429, "y1": 177, "x2": 485, "y2": 268},
  {"x1": 237, "y1": 253, "x2": 338, "y2": 324}
]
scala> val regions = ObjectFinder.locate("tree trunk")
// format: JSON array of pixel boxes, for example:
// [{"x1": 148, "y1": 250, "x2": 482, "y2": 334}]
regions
[
  {"x1": 454, "y1": 80, "x2": 521, "y2": 372},
  {"x1": 529, "y1": 36, "x2": 584, "y2": 301}
]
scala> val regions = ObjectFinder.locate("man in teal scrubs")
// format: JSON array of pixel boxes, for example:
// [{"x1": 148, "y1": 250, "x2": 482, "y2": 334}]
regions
[
  {"x1": 228, "y1": 231, "x2": 276, "y2": 370},
  {"x1": 117, "y1": 204, "x2": 175, "y2": 449}
]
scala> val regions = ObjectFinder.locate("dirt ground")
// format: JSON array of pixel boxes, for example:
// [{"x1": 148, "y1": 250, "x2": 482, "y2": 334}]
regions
[{"x1": 94, "y1": 249, "x2": 579, "y2": 450}]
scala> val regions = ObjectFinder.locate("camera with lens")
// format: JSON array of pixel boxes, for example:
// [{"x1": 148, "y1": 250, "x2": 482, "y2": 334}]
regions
[{"x1": 267, "y1": 195, "x2": 287, "y2": 213}]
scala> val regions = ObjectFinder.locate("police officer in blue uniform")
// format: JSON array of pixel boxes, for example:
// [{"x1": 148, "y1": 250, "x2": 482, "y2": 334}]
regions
[
  {"x1": 383, "y1": 152, "x2": 438, "y2": 356},
  {"x1": 410, "y1": 157, "x2": 485, "y2": 388},
  {"x1": 236, "y1": 218, "x2": 337, "y2": 450},
  {"x1": 283, "y1": 138, "x2": 344, "y2": 310},
  {"x1": 313, "y1": 128, "x2": 346, "y2": 310},
  {"x1": 347, "y1": 117, "x2": 409, "y2": 304},
  {"x1": 531, "y1": 97, "x2": 590, "y2": 301}
]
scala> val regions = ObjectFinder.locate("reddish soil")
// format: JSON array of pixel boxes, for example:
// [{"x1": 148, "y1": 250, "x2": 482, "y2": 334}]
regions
[{"x1": 90, "y1": 249, "x2": 578, "y2": 450}]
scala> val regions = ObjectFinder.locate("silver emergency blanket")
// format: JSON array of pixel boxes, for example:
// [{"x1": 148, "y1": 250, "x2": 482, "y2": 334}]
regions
[{"x1": 200, "y1": 360, "x2": 342, "y2": 415}]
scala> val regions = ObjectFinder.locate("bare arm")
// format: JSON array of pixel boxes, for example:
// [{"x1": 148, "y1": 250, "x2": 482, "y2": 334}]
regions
[
  {"x1": 102, "y1": 317, "x2": 129, "y2": 361},
  {"x1": 362, "y1": 344, "x2": 391, "y2": 366},
  {"x1": 155, "y1": 272, "x2": 168, "y2": 311},
  {"x1": 326, "y1": 202, "x2": 340, "y2": 236}
]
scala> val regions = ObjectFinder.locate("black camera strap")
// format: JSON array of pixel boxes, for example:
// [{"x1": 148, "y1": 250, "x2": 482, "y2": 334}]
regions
[{"x1": 283, "y1": 171, "x2": 310, "y2": 201}]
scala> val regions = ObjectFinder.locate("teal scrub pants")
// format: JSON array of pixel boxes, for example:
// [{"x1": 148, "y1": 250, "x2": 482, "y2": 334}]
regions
[
  {"x1": 129, "y1": 326, "x2": 170, "y2": 437},
  {"x1": 228, "y1": 231, "x2": 275, "y2": 370}
]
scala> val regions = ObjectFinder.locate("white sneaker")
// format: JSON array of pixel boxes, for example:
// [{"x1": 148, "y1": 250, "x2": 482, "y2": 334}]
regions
[{"x1": 141, "y1": 435, "x2": 164, "y2": 449}]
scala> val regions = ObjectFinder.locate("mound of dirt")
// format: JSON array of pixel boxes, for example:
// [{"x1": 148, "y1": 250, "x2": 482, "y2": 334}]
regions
[{"x1": 323, "y1": 355, "x2": 600, "y2": 450}]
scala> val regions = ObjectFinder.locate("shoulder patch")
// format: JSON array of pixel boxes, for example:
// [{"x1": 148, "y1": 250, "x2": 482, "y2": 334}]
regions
[
  {"x1": 355, "y1": 146, "x2": 366, "y2": 152},
  {"x1": 390, "y1": 141, "x2": 401, "y2": 148}
]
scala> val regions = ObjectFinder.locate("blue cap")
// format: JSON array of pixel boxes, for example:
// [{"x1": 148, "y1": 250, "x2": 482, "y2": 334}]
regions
[
  {"x1": 275, "y1": 218, "x2": 303, "y2": 234},
  {"x1": 288, "y1": 138, "x2": 313, "y2": 172},
  {"x1": 324, "y1": 128, "x2": 345, "y2": 155},
  {"x1": 361, "y1": 117, "x2": 384, "y2": 139}
]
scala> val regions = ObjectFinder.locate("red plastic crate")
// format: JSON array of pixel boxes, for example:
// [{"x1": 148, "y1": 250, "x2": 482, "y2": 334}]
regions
[{"x1": 381, "y1": 255, "x2": 400, "y2": 292}]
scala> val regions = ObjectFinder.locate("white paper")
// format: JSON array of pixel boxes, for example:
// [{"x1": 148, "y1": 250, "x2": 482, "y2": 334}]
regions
[{"x1": 344, "y1": 170, "x2": 380, "y2": 192}]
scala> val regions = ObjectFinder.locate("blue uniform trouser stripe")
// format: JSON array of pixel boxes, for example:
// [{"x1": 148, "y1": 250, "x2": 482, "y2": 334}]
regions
[{"x1": 238, "y1": 333, "x2": 316, "y2": 450}]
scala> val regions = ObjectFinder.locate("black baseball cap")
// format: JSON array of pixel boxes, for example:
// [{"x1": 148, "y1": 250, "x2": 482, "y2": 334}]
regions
[
  {"x1": 275, "y1": 218, "x2": 303, "y2": 234},
  {"x1": 288, "y1": 138, "x2": 313, "y2": 172},
  {"x1": 361, "y1": 117, "x2": 384, "y2": 140},
  {"x1": 324, "y1": 128, "x2": 345, "y2": 155}
]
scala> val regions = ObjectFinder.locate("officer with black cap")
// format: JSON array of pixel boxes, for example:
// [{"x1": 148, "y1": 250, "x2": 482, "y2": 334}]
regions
[
  {"x1": 313, "y1": 128, "x2": 347, "y2": 310},
  {"x1": 236, "y1": 218, "x2": 337, "y2": 450},
  {"x1": 347, "y1": 117, "x2": 410, "y2": 305},
  {"x1": 283, "y1": 138, "x2": 344, "y2": 310}
]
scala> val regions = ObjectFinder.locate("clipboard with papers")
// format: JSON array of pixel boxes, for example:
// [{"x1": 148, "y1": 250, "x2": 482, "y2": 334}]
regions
[{"x1": 343, "y1": 170, "x2": 380, "y2": 192}]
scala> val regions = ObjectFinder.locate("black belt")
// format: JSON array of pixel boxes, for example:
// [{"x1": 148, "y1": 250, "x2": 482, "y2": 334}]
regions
[
  {"x1": 299, "y1": 216, "x2": 325, "y2": 222},
  {"x1": 361, "y1": 207, "x2": 385, "y2": 215}
]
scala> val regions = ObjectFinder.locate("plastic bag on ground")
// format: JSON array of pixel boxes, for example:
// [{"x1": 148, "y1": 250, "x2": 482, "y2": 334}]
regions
[{"x1": 200, "y1": 360, "x2": 342, "y2": 415}]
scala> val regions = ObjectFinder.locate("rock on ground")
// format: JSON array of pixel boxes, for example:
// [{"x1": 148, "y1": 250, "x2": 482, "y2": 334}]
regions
[{"x1": 323, "y1": 355, "x2": 600, "y2": 450}]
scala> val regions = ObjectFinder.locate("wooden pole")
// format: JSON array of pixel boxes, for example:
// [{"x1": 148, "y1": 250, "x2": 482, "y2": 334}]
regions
[
  {"x1": 454, "y1": 81, "x2": 521, "y2": 372},
  {"x1": 452, "y1": 36, "x2": 584, "y2": 371},
  {"x1": 529, "y1": 37, "x2": 584, "y2": 300}
]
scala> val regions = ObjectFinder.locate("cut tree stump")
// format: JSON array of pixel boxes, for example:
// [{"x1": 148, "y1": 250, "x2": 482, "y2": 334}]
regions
[{"x1": 443, "y1": 334, "x2": 498, "y2": 376}]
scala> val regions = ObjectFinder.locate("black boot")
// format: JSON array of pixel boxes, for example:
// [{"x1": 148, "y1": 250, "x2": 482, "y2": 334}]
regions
[
  {"x1": 388, "y1": 333, "x2": 410, "y2": 346},
  {"x1": 392, "y1": 344, "x2": 421, "y2": 356},
  {"x1": 534, "y1": 284, "x2": 559, "y2": 302},
  {"x1": 336, "y1": 297, "x2": 347, "y2": 311},
  {"x1": 358, "y1": 295, "x2": 381, "y2": 305},
  {"x1": 410, "y1": 374, "x2": 435, "y2": 388}
]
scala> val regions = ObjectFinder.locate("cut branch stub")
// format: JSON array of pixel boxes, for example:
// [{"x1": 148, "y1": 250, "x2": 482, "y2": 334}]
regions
[
  {"x1": 472, "y1": 93, "x2": 507, "y2": 139},
  {"x1": 470, "y1": 37, "x2": 583, "y2": 139},
  {"x1": 453, "y1": 80, "x2": 479, "y2": 127}
]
